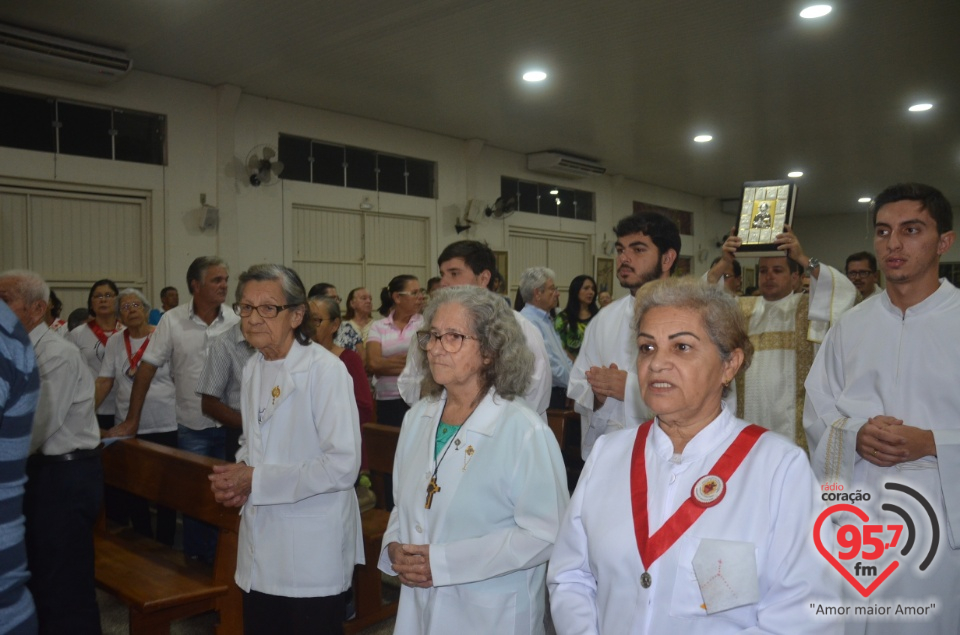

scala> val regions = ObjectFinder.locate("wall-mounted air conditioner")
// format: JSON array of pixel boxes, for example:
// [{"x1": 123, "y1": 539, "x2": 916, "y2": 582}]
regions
[
  {"x1": 527, "y1": 151, "x2": 606, "y2": 179},
  {"x1": 0, "y1": 23, "x2": 132, "y2": 85}
]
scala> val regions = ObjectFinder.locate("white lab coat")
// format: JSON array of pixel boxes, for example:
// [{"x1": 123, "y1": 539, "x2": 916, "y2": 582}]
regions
[
  {"x1": 234, "y1": 340, "x2": 363, "y2": 597},
  {"x1": 379, "y1": 390, "x2": 569, "y2": 635}
]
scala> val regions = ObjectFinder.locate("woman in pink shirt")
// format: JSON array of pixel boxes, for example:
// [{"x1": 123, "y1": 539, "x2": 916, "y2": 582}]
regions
[{"x1": 366, "y1": 275, "x2": 424, "y2": 426}]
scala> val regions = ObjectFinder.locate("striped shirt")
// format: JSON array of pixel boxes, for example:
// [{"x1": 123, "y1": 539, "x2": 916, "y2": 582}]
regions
[
  {"x1": 0, "y1": 301, "x2": 39, "y2": 633},
  {"x1": 196, "y1": 323, "x2": 255, "y2": 412}
]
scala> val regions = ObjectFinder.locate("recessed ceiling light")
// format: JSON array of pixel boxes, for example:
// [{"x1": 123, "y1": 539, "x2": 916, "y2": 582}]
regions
[
  {"x1": 799, "y1": 5, "x2": 832, "y2": 18},
  {"x1": 858, "y1": 197, "x2": 872, "y2": 203},
  {"x1": 787, "y1": 171, "x2": 804, "y2": 178},
  {"x1": 908, "y1": 103, "x2": 933, "y2": 112},
  {"x1": 549, "y1": 189, "x2": 559, "y2": 195},
  {"x1": 693, "y1": 134, "x2": 713, "y2": 143},
  {"x1": 522, "y1": 70, "x2": 547, "y2": 82}
]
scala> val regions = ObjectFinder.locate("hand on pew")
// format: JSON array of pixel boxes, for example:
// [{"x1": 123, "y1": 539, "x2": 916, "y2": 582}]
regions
[
  {"x1": 209, "y1": 462, "x2": 253, "y2": 507},
  {"x1": 387, "y1": 542, "x2": 433, "y2": 588}
]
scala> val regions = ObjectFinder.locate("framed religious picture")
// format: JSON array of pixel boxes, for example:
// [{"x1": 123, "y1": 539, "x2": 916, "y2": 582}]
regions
[
  {"x1": 595, "y1": 257, "x2": 614, "y2": 293},
  {"x1": 734, "y1": 180, "x2": 798, "y2": 257}
]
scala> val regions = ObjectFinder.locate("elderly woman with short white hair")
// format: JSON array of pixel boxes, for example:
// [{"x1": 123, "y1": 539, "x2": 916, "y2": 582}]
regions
[
  {"x1": 209, "y1": 264, "x2": 362, "y2": 635},
  {"x1": 380, "y1": 285, "x2": 568, "y2": 635},
  {"x1": 548, "y1": 277, "x2": 841, "y2": 635}
]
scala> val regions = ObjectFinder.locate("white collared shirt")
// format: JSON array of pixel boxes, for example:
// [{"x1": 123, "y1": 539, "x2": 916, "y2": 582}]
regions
[
  {"x1": 29, "y1": 322, "x2": 101, "y2": 455},
  {"x1": 141, "y1": 301, "x2": 238, "y2": 430}
]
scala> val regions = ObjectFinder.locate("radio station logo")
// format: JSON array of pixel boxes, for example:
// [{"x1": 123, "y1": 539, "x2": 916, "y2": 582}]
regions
[{"x1": 813, "y1": 482, "x2": 939, "y2": 597}]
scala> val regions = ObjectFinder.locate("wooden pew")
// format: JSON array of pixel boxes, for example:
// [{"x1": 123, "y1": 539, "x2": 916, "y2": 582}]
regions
[
  {"x1": 344, "y1": 423, "x2": 401, "y2": 634},
  {"x1": 546, "y1": 408, "x2": 584, "y2": 493},
  {"x1": 96, "y1": 439, "x2": 242, "y2": 635}
]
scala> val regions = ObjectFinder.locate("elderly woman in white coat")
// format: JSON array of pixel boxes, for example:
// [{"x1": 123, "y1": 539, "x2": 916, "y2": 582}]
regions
[
  {"x1": 209, "y1": 264, "x2": 362, "y2": 635},
  {"x1": 379, "y1": 286, "x2": 569, "y2": 635},
  {"x1": 547, "y1": 278, "x2": 841, "y2": 635}
]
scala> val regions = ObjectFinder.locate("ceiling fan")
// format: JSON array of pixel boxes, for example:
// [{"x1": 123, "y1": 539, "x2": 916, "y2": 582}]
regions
[{"x1": 246, "y1": 145, "x2": 284, "y2": 187}]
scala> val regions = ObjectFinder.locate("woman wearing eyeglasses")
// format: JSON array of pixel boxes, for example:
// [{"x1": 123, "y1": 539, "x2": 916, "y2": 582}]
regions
[
  {"x1": 95, "y1": 288, "x2": 178, "y2": 544},
  {"x1": 366, "y1": 275, "x2": 425, "y2": 426},
  {"x1": 210, "y1": 264, "x2": 362, "y2": 635},
  {"x1": 380, "y1": 286, "x2": 568, "y2": 635},
  {"x1": 68, "y1": 278, "x2": 123, "y2": 428}
]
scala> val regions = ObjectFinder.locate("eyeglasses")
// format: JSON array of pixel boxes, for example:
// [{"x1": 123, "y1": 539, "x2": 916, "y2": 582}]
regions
[
  {"x1": 846, "y1": 271, "x2": 875, "y2": 279},
  {"x1": 120, "y1": 302, "x2": 143, "y2": 311},
  {"x1": 417, "y1": 330, "x2": 479, "y2": 353},
  {"x1": 93, "y1": 293, "x2": 116, "y2": 301},
  {"x1": 327, "y1": 295, "x2": 342, "y2": 303},
  {"x1": 398, "y1": 290, "x2": 426, "y2": 298},
  {"x1": 233, "y1": 303, "x2": 299, "y2": 318}
]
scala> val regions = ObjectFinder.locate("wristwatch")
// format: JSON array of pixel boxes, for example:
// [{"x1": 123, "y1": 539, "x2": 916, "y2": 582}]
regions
[{"x1": 805, "y1": 257, "x2": 820, "y2": 274}]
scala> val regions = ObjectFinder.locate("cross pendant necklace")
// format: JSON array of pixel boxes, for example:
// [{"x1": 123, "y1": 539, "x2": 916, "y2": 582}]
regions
[{"x1": 425, "y1": 476, "x2": 441, "y2": 509}]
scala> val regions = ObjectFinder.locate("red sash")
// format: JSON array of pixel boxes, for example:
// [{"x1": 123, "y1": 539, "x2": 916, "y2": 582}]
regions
[
  {"x1": 124, "y1": 330, "x2": 151, "y2": 374},
  {"x1": 630, "y1": 419, "x2": 766, "y2": 571},
  {"x1": 88, "y1": 321, "x2": 118, "y2": 346}
]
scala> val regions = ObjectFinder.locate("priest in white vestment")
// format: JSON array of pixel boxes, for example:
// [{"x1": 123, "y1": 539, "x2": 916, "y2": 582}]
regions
[
  {"x1": 567, "y1": 213, "x2": 680, "y2": 459},
  {"x1": 708, "y1": 226, "x2": 855, "y2": 449},
  {"x1": 805, "y1": 183, "x2": 960, "y2": 635},
  {"x1": 551, "y1": 278, "x2": 842, "y2": 635}
]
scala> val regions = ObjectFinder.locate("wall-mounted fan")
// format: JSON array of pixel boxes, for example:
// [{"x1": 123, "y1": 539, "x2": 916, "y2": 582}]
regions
[
  {"x1": 246, "y1": 145, "x2": 284, "y2": 187},
  {"x1": 484, "y1": 196, "x2": 516, "y2": 220}
]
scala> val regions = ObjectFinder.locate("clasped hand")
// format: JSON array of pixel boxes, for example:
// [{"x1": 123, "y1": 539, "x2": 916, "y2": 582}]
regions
[
  {"x1": 388, "y1": 542, "x2": 433, "y2": 588},
  {"x1": 209, "y1": 462, "x2": 253, "y2": 507},
  {"x1": 856, "y1": 416, "x2": 936, "y2": 467},
  {"x1": 585, "y1": 363, "x2": 627, "y2": 406}
]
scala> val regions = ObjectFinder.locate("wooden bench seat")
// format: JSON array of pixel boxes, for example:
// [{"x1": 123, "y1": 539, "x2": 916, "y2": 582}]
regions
[
  {"x1": 96, "y1": 439, "x2": 242, "y2": 635},
  {"x1": 344, "y1": 423, "x2": 402, "y2": 634}
]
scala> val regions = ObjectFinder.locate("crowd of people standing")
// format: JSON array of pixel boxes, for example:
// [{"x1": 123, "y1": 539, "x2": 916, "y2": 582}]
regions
[{"x1": 0, "y1": 181, "x2": 956, "y2": 634}]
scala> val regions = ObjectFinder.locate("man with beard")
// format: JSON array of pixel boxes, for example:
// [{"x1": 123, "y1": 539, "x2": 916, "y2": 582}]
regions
[
  {"x1": 567, "y1": 213, "x2": 680, "y2": 459},
  {"x1": 708, "y1": 226, "x2": 855, "y2": 450}
]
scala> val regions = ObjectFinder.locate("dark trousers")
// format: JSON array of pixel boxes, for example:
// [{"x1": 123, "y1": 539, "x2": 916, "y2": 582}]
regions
[
  {"x1": 375, "y1": 398, "x2": 409, "y2": 427},
  {"x1": 177, "y1": 425, "x2": 226, "y2": 563},
  {"x1": 243, "y1": 589, "x2": 346, "y2": 635},
  {"x1": 24, "y1": 454, "x2": 103, "y2": 635}
]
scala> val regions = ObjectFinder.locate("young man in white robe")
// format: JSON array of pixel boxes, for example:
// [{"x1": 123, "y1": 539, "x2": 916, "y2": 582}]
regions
[
  {"x1": 804, "y1": 183, "x2": 959, "y2": 634},
  {"x1": 567, "y1": 213, "x2": 680, "y2": 459},
  {"x1": 708, "y1": 226, "x2": 856, "y2": 449}
]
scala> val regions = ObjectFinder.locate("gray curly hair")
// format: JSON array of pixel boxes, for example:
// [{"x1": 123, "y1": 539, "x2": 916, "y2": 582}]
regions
[
  {"x1": 633, "y1": 277, "x2": 753, "y2": 397},
  {"x1": 418, "y1": 286, "x2": 533, "y2": 400}
]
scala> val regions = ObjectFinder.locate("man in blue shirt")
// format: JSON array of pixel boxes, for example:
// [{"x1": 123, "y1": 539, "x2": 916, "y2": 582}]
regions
[
  {"x1": 0, "y1": 299, "x2": 39, "y2": 635},
  {"x1": 519, "y1": 267, "x2": 571, "y2": 410}
]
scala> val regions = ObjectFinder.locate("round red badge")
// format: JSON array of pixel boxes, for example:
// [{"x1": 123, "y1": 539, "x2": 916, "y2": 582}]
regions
[{"x1": 691, "y1": 475, "x2": 726, "y2": 508}]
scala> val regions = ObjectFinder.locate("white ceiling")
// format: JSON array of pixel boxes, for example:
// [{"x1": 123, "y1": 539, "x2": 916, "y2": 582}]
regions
[{"x1": 1, "y1": 0, "x2": 958, "y2": 216}]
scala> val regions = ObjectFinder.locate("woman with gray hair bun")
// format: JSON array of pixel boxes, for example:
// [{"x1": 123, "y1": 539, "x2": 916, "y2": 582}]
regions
[
  {"x1": 96, "y1": 287, "x2": 178, "y2": 544},
  {"x1": 209, "y1": 264, "x2": 362, "y2": 634},
  {"x1": 380, "y1": 285, "x2": 569, "y2": 635},
  {"x1": 548, "y1": 277, "x2": 842, "y2": 634}
]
